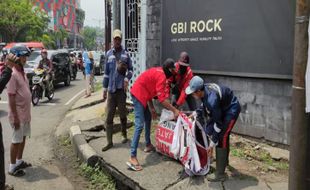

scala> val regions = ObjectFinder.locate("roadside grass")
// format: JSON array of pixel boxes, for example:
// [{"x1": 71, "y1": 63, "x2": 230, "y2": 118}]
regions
[
  {"x1": 59, "y1": 135, "x2": 72, "y2": 147},
  {"x1": 79, "y1": 163, "x2": 116, "y2": 190},
  {"x1": 58, "y1": 135, "x2": 115, "y2": 190},
  {"x1": 94, "y1": 81, "x2": 102, "y2": 92}
]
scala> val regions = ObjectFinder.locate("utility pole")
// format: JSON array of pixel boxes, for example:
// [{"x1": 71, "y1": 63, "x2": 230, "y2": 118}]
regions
[
  {"x1": 112, "y1": 0, "x2": 121, "y2": 30},
  {"x1": 105, "y1": 0, "x2": 112, "y2": 52},
  {"x1": 289, "y1": 0, "x2": 310, "y2": 189},
  {"x1": 74, "y1": 21, "x2": 77, "y2": 49}
]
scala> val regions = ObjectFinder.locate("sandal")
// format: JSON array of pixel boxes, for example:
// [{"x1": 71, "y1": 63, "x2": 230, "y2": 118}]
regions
[
  {"x1": 126, "y1": 162, "x2": 143, "y2": 171},
  {"x1": 143, "y1": 144, "x2": 155, "y2": 153},
  {"x1": 8, "y1": 169, "x2": 25, "y2": 177},
  {"x1": 16, "y1": 161, "x2": 32, "y2": 170}
]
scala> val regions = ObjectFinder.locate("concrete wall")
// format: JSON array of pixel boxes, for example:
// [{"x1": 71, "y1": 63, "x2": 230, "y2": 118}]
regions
[
  {"x1": 145, "y1": 0, "x2": 162, "y2": 68},
  {"x1": 145, "y1": 0, "x2": 292, "y2": 145},
  {"x1": 205, "y1": 76, "x2": 292, "y2": 145}
]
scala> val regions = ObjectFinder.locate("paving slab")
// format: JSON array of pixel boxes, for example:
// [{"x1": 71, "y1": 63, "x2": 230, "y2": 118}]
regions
[
  {"x1": 71, "y1": 91, "x2": 103, "y2": 110},
  {"x1": 89, "y1": 135, "x2": 184, "y2": 190},
  {"x1": 224, "y1": 179, "x2": 269, "y2": 190},
  {"x1": 267, "y1": 182, "x2": 288, "y2": 190},
  {"x1": 262, "y1": 146, "x2": 289, "y2": 161},
  {"x1": 166, "y1": 177, "x2": 222, "y2": 190},
  {"x1": 79, "y1": 118, "x2": 105, "y2": 131},
  {"x1": 66, "y1": 103, "x2": 105, "y2": 122}
]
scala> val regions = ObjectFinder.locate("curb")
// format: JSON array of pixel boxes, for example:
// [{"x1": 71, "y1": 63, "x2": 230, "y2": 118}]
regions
[
  {"x1": 70, "y1": 125, "x2": 144, "y2": 190},
  {"x1": 70, "y1": 99, "x2": 104, "y2": 111},
  {"x1": 69, "y1": 125, "x2": 101, "y2": 167}
]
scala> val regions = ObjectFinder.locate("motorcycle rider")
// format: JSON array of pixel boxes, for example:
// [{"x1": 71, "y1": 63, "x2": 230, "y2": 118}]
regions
[
  {"x1": 37, "y1": 49, "x2": 53, "y2": 92},
  {"x1": 69, "y1": 52, "x2": 77, "y2": 64},
  {"x1": 69, "y1": 52, "x2": 77, "y2": 79}
]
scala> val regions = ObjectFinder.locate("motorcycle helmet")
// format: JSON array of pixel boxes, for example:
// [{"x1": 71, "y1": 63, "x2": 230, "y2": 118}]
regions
[
  {"x1": 10, "y1": 44, "x2": 31, "y2": 57},
  {"x1": 41, "y1": 48, "x2": 48, "y2": 54},
  {"x1": 2, "y1": 48, "x2": 8, "y2": 56}
]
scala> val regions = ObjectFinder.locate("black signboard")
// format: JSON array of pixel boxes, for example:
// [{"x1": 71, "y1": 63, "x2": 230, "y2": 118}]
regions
[{"x1": 161, "y1": 0, "x2": 295, "y2": 79}]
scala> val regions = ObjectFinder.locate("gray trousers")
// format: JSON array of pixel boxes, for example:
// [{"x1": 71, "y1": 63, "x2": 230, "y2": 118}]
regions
[{"x1": 105, "y1": 89, "x2": 128, "y2": 144}]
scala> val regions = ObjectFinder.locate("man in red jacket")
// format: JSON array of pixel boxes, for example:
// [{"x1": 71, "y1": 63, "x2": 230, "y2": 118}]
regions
[
  {"x1": 172, "y1": 52, "x2": 196, "y2": 110},
  {"x1": 126, "y1": 58, "x2": 179, "y2": 171}
]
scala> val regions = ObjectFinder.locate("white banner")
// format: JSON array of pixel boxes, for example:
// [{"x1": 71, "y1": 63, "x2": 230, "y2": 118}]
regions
[{"x1": 306, "y1": 18, "x2": 310, "y2": 113}]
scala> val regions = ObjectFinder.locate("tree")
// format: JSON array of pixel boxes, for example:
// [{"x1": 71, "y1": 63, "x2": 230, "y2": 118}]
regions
[
  {"x1": 51, "y1": 28, "x2": 69, "y2": 48},
  {"x1": 40, "y1": 34, "x2": 56, "y2": 49},
  {"x1": 0, "y1": 0, "x2": 49, "y2": 42},
  {"x1": 82, "y1": 27, "x2": 98, "y2": 50}
]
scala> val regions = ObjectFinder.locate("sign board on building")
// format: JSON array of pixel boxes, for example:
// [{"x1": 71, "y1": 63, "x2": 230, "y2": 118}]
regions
[{"x1": 161, "y1": 0, "x2": 295, "y2": 79}]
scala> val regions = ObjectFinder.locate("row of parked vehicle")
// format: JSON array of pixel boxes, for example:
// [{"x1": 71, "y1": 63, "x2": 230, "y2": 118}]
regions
[
  {"x1": 24, "y1": 49, "x2": 105, "y2": 88},
  {"x1": 1, "y1": 42, "x2": 106, "y2": 106}
]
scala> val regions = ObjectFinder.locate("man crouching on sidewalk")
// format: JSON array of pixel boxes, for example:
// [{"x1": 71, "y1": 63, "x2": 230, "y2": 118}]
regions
[
  {"x1": 185, "y1": 76, "x2": 241, "y2": 182},
  {"x1": 126, "y1": 58, "x2": 179, "y2": 171},
  {"x1": 7, "y1": 45, "x2": 32, "y2": 177}
]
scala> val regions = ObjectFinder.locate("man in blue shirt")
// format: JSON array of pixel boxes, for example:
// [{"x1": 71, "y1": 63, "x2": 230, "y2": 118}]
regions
[
  {"x1": 186, "y1": 76, "x2": 241, "y2": 182},
  {"x1": 102, "y1": 29, "x2": 133, "y2": 151}
]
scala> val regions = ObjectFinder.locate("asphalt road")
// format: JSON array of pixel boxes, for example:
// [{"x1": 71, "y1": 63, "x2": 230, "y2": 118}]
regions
[{"x1": 0, "y1": 72, "x2": 101, "y2": 189}]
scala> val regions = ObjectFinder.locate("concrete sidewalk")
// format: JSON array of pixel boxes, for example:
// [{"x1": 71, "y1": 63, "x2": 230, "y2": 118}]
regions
[{"x1": 58, "y1": 91, "x2": 288, "y2": 190}]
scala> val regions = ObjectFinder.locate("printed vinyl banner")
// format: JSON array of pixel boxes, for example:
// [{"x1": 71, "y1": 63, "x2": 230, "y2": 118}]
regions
[{"x1": 161, "y1": 0, "x2": 295, "y2": 78}]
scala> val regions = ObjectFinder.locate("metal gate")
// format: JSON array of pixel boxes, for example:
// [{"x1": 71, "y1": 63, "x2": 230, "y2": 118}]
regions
[{"x1": 123, "y1": 0, "x2": 142, "y2": 100}]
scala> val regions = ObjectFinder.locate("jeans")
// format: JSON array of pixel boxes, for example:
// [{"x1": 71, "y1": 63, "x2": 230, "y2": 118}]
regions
[{"x1": 130, "y1": 95, "x2": 151, "y2": 157}]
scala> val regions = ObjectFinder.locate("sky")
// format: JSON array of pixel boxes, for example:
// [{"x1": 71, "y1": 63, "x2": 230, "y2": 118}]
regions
[{"x1": 80, "y1": 0, "x2": 105, "y2": 28}]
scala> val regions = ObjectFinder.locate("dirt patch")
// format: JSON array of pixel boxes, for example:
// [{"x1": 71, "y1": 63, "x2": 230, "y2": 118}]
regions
[
  {"x1": 227, "y1": 134, "x2": 288, "y2": 183},
  {"x1": 53, "y1": 135, "x2": 91, "y2": 190}
]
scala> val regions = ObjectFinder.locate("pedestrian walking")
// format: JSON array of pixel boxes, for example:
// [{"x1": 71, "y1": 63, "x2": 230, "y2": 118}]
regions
[
  {"x1": 0, "y1": 53, "x2": 17, "y2": 190},
  {"x1": 126, "y1": 58, "x2": 179, "y2": 171},
  {"x1": 7, "y1": 45, "x2": 33, "y2": 177},
  {"x1": 88, "y1": 51, "x2": 95, "y2": 93},
  {"x1": 185, "y1": 76, "x2": 241, "y2": 181},
  {"x1": 172, "y1": 52, "x2": 196, "y2": 111},
  {"x1": 102, "y1": 29, "x2": 133, "y2": 151},
  {"x1": 83, "y1": 52, "x2": 92, "y2": 98}
]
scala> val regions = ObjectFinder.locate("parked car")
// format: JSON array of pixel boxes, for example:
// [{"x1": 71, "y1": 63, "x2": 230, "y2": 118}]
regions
[{"x1": 25, "y1": 50, "x2": 72, "y2": 87}]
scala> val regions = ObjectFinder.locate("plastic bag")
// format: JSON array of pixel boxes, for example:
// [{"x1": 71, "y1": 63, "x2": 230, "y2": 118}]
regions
[{"x1": 159, "y1": 109, "x2": 175, "y2": 123}]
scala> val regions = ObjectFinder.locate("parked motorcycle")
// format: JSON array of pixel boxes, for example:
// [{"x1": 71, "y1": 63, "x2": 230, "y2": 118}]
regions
[{"x1": 31, "y1": 69, "x2": 54, "y2": 106}]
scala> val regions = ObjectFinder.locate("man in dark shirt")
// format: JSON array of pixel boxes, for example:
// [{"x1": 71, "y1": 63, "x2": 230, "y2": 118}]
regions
[{"x1": 37, "y1": 49, "x2": 53, "y2": 92}]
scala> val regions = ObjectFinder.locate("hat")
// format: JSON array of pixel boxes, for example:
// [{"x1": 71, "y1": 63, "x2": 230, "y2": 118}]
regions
[
  {"x1": 88, "y1": 51, "x2": 94, "y2": 59},
  {"x1": 179, "y1": 52, "x2": 190, "y2": 66},
  {"x1": 185, "y1": 76, "x2": 204, "y2": 95},
  {"x1": 179, "y1": 62, "x2": 190, "y2": 67},
  {"x1": 113, "y1": 29, "x2": 122, "y2": 39}
]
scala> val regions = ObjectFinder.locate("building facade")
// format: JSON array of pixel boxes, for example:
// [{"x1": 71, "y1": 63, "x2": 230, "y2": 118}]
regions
[{"x1": 33, "y1": 0, "x2": 85, "y2": 48}]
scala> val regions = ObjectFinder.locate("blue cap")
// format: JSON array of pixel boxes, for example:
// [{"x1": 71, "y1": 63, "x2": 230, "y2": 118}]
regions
[{"x1": 185, "y1": 76, "x2": 204, "y2": 95}]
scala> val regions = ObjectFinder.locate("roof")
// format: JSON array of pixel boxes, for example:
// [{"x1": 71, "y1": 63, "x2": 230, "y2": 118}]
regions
[{"x1": 4, "y1": 42, "x2": 45, "y2": 49}]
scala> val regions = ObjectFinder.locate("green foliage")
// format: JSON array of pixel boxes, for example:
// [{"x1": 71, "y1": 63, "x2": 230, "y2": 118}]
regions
[
  {"x1": 79, "y1": 163, "x2": 116, "y2": 190},
  {"x1": 0, "y1": 0, "x2": 49, "y2": 42},
  {"x1": 40, "y1": 34, "x2": 56, "y2": 49},
  {"x1": 58, "y1": 135, "x2": 71, "y2": 147},
  {"x1": 82, "y1": 26, "x2": 103, "y2": 50},
  {"x1": 51, "y1": 28, "x2": 69, "y2": 48}
]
